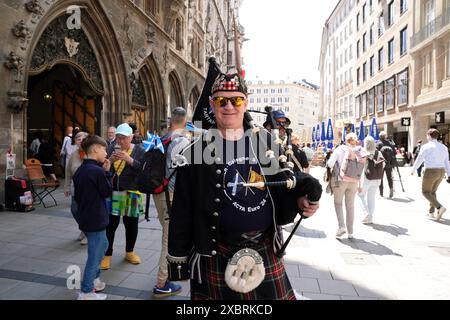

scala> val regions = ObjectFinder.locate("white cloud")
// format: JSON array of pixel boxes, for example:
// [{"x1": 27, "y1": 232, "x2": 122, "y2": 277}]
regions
[{"x1": 240, "y1": 0, "x2": 339, "y2": 85}]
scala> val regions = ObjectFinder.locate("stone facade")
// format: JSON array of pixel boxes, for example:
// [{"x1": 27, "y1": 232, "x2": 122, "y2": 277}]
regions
[{"x1": 0, "y1": 0, "x2": 243, "y2": 202}]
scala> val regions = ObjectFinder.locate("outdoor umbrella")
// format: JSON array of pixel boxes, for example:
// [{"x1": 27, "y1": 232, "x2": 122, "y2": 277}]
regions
[
  {"x1": 312, "y1": 126, "x2": 316, "y2": 149},
  {"x1": 321, "y1": 121, "x2": 326, "y2": 143},
  {"x1": 342, "y1": 128, "x2": 347, "y2": 144},
  {"x1": 351, "y1": 123, "x2": 356, "y2": 133},
  {"x1": 326, "y1": 119, "x2": 334, "y2": 149},
  {"x1": 358, "y1": 121, "x2": 366, "y2": 142},
  {"x1": 370, "y1": 118, "x2": 380, "y2": 141}
]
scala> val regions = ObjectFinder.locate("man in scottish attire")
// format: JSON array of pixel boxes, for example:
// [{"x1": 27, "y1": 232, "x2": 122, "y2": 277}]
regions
[{"x1": 167, "y1": 72, "x2": 322, "y2": 300}]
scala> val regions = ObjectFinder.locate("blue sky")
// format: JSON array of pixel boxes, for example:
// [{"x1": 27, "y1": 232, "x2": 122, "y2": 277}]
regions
[{"x1": 240, "y1": 0, "x2": 339, "y2": 85}]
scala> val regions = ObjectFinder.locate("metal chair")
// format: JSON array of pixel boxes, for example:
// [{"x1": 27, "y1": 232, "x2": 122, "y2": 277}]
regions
[{"x1": 25, "y1": 159, "x2": 60, "y2": 208}]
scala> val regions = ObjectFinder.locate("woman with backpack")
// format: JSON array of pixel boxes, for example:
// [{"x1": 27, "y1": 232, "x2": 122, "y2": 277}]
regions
[
  {"x1": 100, "y1": 123, "x2": 146, "y2": 270},
  {"x1": 358, "y1": 136, "x2": 385, "y2": 225},
  {"x1": 327, "y1": 133, "x2": 367, "y2": 239}
]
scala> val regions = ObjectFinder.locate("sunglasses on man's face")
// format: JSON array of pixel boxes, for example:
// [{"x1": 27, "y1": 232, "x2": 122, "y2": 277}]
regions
[{"x1": 210, "y1": 96, "x2": 246, "y2": 108}]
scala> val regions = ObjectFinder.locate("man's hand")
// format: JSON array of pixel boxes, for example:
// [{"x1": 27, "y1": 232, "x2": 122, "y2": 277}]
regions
[
  {"x1": 297, "y1": 196, "x2": 319, "y2": 218},
  {"x1": 103, "y1": 159, "x2": 111, "y2": 172},
  {"x1": 115, "y1": 151, "x2": 133, "y2": 165}
]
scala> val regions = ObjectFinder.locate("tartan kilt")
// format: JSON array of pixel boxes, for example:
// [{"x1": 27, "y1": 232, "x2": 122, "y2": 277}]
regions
[{"x1": 190, "y1": 236, "x2": 296, "y2": 300}]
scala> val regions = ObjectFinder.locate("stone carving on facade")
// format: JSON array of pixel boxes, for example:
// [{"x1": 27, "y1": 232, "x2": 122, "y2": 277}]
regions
[
  {"x1": 162, "y1": 44, "x2": 169, "y2": 77},
  {"x1": 129, "y1": 71, "x2": 139, "y2": 91},
  {"x1": 122, "y1": 12, "x2": 134, "y2": 55},
  {"x1": 65, "y1": 37, "x2": 80, "y2": 57},
  {"x1": 145, "y1": 23, "x2": 156, "y2": 44},
  {"x1": 25, "y1": 0, "x2": 43, "y2": 15},
  {"x1": 30, "y1": 16, "x2": 104, "y2": 93},
  {"x1": 12, "y1": 20, "x2": 30, "y2": 39},
  {"x1": 163, "y1": 0, "x2": 185, "y2": 34},
  {"x1": 132, "y1": 74, "x2": 147, "y2": 106},
  {"x1": 4, "y1": 52, "x2": 24, "y2": 83},
  {"x1": 7, "y1": 91, "x2": 29, "y2": 114}
]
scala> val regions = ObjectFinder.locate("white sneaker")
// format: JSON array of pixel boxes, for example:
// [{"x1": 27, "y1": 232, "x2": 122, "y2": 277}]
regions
[
  {"x1": 77, "y1": 232, "x2": 85, "y2": 241},
  {"x1": 94, "y1": 278, "x2": 106, "y2": 292},
  {"x1": 362, "y1": 215, "x2": 373, "y2": 224},
  {"x1": 436, "y1": 207, "x2": 447, "y2": 221},
  {"x1": 335, "y1": 227, "x2": 346, "y2": 237},
  {"x1": 347, "y1": 234, "x2": 353, "y2": 239},
  {"x1": 77, "y1": 291, "x2": 107, "y2": 300},
  {"x1": 427, "y1": 212, "x2": 436, "y2": 219},
  {"x1": 80, "y1": 237, "x2": 88, "y2": 245},
  {"x1": 294, "y1": 289, "x2": 312, "y2": 300}
]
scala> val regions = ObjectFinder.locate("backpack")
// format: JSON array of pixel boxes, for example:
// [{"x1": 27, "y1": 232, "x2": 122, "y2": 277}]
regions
[
  {"x1": 379, "y1": 144, "x2": 396, "y2": 168},
  {"x1": 365, "y1": 150, "x2": 385, "y2": 180},
  {"x1": 340, "y1": 146, "x2": 367, "y2": 182},
  {"x1": 137, "y1": 135, "x2": 175, "y2": 221}
]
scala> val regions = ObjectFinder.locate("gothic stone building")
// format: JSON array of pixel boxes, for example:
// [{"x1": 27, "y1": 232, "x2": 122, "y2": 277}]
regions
[{"x1": 0, "y1": 0, "x2": 243, "y2": 201}]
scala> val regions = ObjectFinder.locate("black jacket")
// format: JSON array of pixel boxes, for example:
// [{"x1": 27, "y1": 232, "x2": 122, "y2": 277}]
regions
[
  {"x1": 167, "y1": 126, "x2": 322, "y2": 279},
  {"x1": 73, "y1": 159, "x2": 112, "y2": 232},
  {"x1": 292, "y1": 145, "x2": 310, "y2": 172},
  {"x1": 376, "y1": 140, "x2": 397, "y2": 169},
  {"x1": 107, "y1": 143, "x2": 145, "y2": 191}
]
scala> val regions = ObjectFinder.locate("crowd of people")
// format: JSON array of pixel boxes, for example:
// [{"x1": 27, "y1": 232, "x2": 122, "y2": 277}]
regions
[{"x1": 26, "y1": 72, "x2": 450, "y2": 301}]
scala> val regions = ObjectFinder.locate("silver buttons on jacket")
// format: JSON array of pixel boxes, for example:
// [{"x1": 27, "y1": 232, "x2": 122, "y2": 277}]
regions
[
  {"x1": 211, "y1": 226, "x2": 216, "y2": 230},
  {"x1": 213, "y1": 212, "x2": 219, "y2": 217},
  {"x1": 212, "y1": 239, "x2": 217, "y2": 243},
  {"x1": 216, "y1": 169, "x2": 222, "y2": 175},
  {"x1": 214, "y1": 198, "x2": 221, "y2": 203},
  {"x1": 216, "y1": 184, "x2": 221, "y2": 189},
  {"x1": 211, "y1": 250, "x2": 217, "y2": 256}
]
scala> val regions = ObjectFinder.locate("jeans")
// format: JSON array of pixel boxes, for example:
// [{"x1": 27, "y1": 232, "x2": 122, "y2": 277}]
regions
[
  {"x1": 358, "y1": 179, "x2": 381, "y2": 217},
  {"x1": 81, "y1": 230, "x2": 108, "y2": 293},
  {"x1": 332, "y1": 181, "x2": 358, "y2": 234}
]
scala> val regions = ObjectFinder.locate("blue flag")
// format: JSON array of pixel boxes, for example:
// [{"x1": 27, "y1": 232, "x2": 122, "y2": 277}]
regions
[{"x1": 143, "y1": 132, "x2": 164, "y2": 154}]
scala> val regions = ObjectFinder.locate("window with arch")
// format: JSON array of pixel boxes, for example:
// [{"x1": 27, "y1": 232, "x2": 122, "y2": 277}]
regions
[
  {"x1": 172, "y1": 18, "x2": 184, "y2": 51},
  {"x1": 144, "y1": 0, "x2": 159, "y2": 16}
]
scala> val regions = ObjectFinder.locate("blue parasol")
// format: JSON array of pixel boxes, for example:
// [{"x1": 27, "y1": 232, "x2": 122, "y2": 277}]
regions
[
  {"x1": 358, "y1": 121, "x2": 366, "y2": 142},
  {"x1": 321, "y1": 121, "x2": 326, "y2": 143},
  {"x1": 326, "y1": 119, "x2": 334, "y2": 149},
  {"x1": 351, "y1": 123, "x2": 355, "y2": 133},
  {"x1": 342, "y1": 128, "x2": 347, "y2": 144},
  {"x1": 370, "y1": 118, "x2": 380, "y2": 141}
]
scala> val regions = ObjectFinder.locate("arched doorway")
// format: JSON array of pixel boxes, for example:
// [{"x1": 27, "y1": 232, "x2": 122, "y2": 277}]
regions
[
  {"x1": 24, "y1": 2, "x2": 128, "y2": 173},
  {"x1": 168, "y1": 71, "x2": 184, "y2": 110},
  {"x1": 133, "y1": 55, "x2": 165, "y2": 134},
  {"x1": 188, "y1": 86, "x2": 200, "y2": 120}
]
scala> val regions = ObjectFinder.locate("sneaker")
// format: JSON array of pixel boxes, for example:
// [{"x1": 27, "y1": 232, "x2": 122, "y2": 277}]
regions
[
  {"x1": 389, "y1": 189, "x2": 394, "y2": 199},
  {"x1": 436, "y1": 207, "x2": 447, "y2": 221},
  {"x1": 94, "y1": 278, "x2": 106, "y2": 292},
  {"x1": 429, "y1": 206, "x2": 436, "y2": 214},
  {"x1": 80, "y1": 237, "x2": 88, "y2": 245},
  {"x1": 125, "y1": 252, "x2": 141, "y2": 265},
  {"x1": 77, "y1": 232, "x2": 85, "y2": 241},
  {"x1": 77, "y1": 291, "x2": 107, "y2": 300},
  {"x1": 335, "y1": 227, "x2": 346, "y2": 238},
  {"x1": 362, "y1": 215, "x2": 373, "y2": 225},
  {"x1": 427, "y1": 212, "x2": 436, "y2": 219},
  {"x1": 294, "y1": 289, "x2": 312, "y2": 300},
  {"x1": 100, "y1": 256, "x2": 112, "y2": 270},
  {"x1": 347, "y1": 234, "x2": 353, "y2": 239},
  {"x1": 153, "y1": 281, "x2": 182, "y2": 299}
]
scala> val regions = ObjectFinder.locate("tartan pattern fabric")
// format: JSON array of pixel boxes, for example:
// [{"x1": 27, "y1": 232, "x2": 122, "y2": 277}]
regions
[
  {"x1": 190, "y1": 236, "x2": 296, "y2": 300},
  {"x1": 211, "y1": 73, "x2": 247, "y2": 95},
  {"x1": 110, "y1": 190, "x2": 144, "y2": 218}
]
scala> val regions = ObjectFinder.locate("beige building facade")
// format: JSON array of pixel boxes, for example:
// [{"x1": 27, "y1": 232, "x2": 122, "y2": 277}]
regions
[
  {"x1": 247, "y1": 80, "x2": 320, "y2": 141},
  {"x1": 0, "y1": 0, "x2": 243, "y2": 201},
  {"x1": 410, "y1": 0, "x2": 450, "y2": 147}
]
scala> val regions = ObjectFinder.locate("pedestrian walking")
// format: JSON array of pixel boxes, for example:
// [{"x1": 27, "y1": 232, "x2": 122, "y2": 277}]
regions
[
  {"x1": 100, "y1": 123, "x2": 146, "y2": 270},
  {"x1": 413, "y1": 140, "x2": 424, "y2": 177},
  {"x1": 358, "y1": 136, "x2": 385, "y2": 224},
  {"x1": 64, "y1": 131, "x2": 89, "y2": 245},
  {"x1": 376, "y1": 131, "x2": 397, "y2": 198},
  {"x1": 152, "y1": 107, "x2": 191, "y2": 299},
  {"x1": 327, "y1": 133, "x2": 367, "y2": 239},
  {"x1": 60, "y1": 126, "x2": 74, "y2": 169},
  {"x1": 167, "y1": 72, "x2": 322, "y2": 300},
  {"x1": 73, "y1": 135, "x2": 112, "y2": 300},
  {"x1": 411, "y1": 129, "x2": 450, "y2": 221}
]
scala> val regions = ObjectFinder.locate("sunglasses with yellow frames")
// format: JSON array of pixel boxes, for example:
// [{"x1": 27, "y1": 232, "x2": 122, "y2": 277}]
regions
[{"x1": 210, "y1": 96, "x2": 247, "y2": 108}]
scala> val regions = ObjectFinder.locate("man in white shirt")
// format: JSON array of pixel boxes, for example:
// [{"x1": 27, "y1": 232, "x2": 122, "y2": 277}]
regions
[{"x1": 411, "y1": 129, "x2": 450, "y2": 221}]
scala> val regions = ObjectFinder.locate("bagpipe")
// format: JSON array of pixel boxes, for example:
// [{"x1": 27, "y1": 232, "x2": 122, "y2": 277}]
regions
[{"x1": 193, "y1": 57, "x2": 322, "y2": 258}]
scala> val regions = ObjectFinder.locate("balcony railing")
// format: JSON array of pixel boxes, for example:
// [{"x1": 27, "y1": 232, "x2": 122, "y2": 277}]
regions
[{"x1": 411, "y1": 7, "x2": 450, "y2": 48}]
